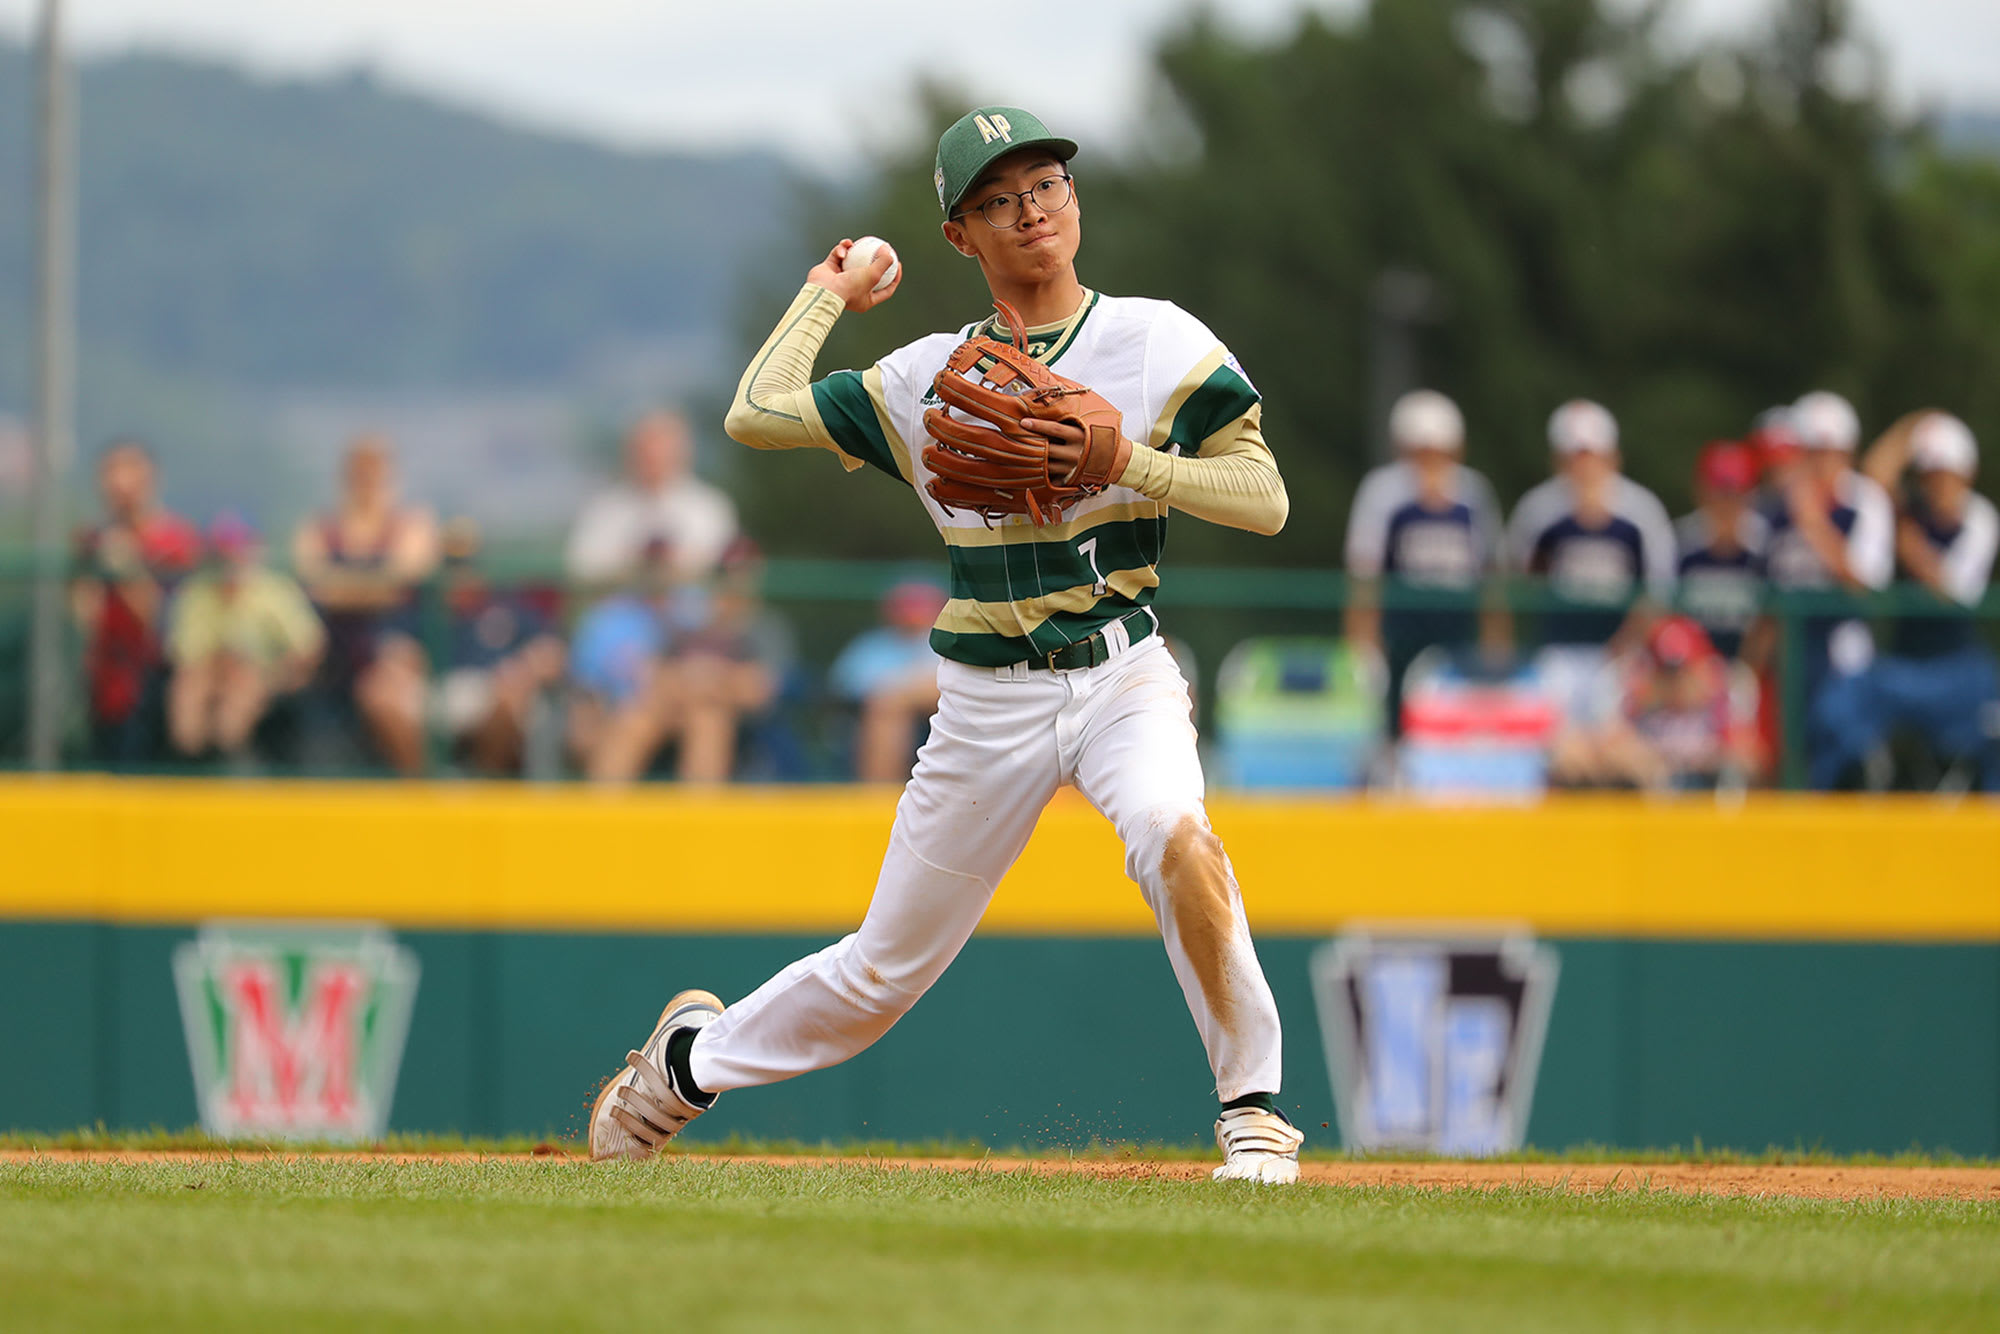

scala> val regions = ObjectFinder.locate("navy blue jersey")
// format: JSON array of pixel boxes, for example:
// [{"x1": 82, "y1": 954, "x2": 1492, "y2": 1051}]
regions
[
  {"x1": 1893, "y1": 492, "x2": 1998, "y2": 659},
  {"x1": 1761, "y1": 473, "x2": 1895, "y2": 591},
  {"x1": 1509, "y1": 475, "x2": 1676, "y2": 603},
  {"x1": 1508, "y1": 474, "x2": 1675, "y2": 645},
  {"x1": 1674, "y1": 509, "x2": 1768, "y2": 658},
  {"x1": 1345, "y1": 461, "x2": 1503, "y2": 589}
]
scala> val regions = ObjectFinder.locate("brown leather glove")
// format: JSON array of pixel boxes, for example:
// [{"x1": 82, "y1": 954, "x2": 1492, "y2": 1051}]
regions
[{"x1": 922, "y1": 300, "x2": 1126, "y2": 525}]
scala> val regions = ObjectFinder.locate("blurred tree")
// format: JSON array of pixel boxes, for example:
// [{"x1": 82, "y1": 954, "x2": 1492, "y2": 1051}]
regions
[{"x1": 720, "y1": 0, "x2": 2000, "y2": 563}]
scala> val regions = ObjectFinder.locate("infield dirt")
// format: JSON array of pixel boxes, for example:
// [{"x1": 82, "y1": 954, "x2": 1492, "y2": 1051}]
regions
[{"x1": 5, "y1": 1149, "x2": 1994, "y2": 1201}]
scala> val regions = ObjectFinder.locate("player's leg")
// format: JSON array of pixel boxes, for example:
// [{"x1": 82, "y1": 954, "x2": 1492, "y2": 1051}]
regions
[
  {"x1": 593, "y1": 661, "x2": 1064, "y2": 1158},
  {"x1": 689, "y1": 661, "x2": 1061, "y2": 1092},
  {"x1": 1067, "y1": 637, "x2": 1298, "y2": 1181}
]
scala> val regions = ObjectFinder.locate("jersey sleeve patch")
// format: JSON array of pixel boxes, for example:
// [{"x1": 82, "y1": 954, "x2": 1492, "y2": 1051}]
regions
[{"x1": 811, "y1": 370, "x2": 911, "y2": 486}]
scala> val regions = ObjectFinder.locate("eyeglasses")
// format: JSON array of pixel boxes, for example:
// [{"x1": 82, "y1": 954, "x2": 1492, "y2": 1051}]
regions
[{"x1": 953, "y1": 173, "x2": 1074, "y2": 229}]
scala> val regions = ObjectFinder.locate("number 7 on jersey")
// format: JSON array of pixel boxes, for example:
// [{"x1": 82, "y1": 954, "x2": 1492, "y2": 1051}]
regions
[{"x1": 1077, "y1": 536, "x2": 1108, "y2": 596}]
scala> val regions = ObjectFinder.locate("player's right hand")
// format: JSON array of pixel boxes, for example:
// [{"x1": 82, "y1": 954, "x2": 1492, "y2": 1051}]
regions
[{"x1": 807, "y1": 239, "x2": 900, "y2": 313}]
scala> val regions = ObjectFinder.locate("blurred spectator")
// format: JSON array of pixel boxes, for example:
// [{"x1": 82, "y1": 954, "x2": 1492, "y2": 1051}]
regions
[
  {"x1": 1763, "y1": 392, "x2": 1894, "y2": 597},
  {"x1": 1760, "y1": 393, "x2": 1894, "y2": 782},
  {"x1": 165, "y1": 513, "x2": 323, "y2": 761},
  {"x1": 1674, "y1": 440, "x2": 1769, "y2": 660},
  {"x1": 1508, "y1": 400, "x2": 1675, "y2": 647},
  {"x1": 657, "y1": 538, "x2": 791, "y2": 783},
  {"x1": 70, "y1": 439, "x2": 200, "y2": 764},
  {"x1": 565, "y1": 411, "x2": 739, "y2": 587},
  {"x1": 1551, "y1": 617, "x2": 1757, "y2": 791},
  {"x1": 1343, "y1": 390, "x2": 1508, "y2": 731},
  {"x1": 567, "y1": 538, "x2": 689, "y2": 781},
  {"x1": 830, "y1": 579, "x2": 947, "y2": 782},
  {"x1": 1814, "y1": 411, "x2": 1999, "y2": 789},
  {"x1": 569, "y1": 537, "x2": 788, "y2": 784},
  {"x1": 292, "y1": 435, "x2": 441, "y2": 775},
  {"x1": 432, "y1": 519, "x2": 567, "y2": 776}
]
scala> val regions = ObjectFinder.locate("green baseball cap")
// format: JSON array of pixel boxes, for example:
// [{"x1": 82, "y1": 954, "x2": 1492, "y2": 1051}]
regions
[{"x1": 934, "y1": 106, "x2": 1078, "y2": 217}]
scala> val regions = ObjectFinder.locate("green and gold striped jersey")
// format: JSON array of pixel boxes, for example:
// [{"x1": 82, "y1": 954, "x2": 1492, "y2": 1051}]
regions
[
  {"x1": 813, "y1": 294, "x2": 1267, "y2": 666},
  {"x1": 734, "y1": 287, "x2": 1276, "y2": 667}
]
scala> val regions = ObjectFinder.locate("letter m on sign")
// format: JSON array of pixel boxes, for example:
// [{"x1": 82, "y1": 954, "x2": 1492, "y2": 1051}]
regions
[
  {"x1": 222, "y1": 958, "x2": 365, "y2": 1130},
  {"x1": 175, "y1": 922, "x2": 421, "y2": 1142}
]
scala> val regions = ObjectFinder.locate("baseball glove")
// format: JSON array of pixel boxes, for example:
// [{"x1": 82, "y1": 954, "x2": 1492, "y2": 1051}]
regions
[{"x1": 921, "y1": 300, "x2": 1126, "y2": 525}]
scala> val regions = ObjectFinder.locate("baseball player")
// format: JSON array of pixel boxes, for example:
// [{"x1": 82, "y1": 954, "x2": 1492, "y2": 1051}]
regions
[
  {"x1": 590, "y1": 107, "x2": 1304, "y2": 1182},
  {"x1": 1343, "y1": 389, "x2": 1509, "y2": 729},
  {"x1": 1507, "y1": 399, "x2": 1677, "y2": 647}
]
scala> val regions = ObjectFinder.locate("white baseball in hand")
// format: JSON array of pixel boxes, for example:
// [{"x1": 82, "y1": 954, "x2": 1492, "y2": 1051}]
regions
[{"x1": 845, "y1": 236, "x2": 899, "y2": 293}]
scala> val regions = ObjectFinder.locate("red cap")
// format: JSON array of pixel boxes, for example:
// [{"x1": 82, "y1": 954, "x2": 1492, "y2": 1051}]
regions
[
  {"x1": 1695, "y1": 439, "x2": 1760, "y2": 494},
  {"x1": 1647, "y1": 615, "x2": 1715, "y2": 669}
]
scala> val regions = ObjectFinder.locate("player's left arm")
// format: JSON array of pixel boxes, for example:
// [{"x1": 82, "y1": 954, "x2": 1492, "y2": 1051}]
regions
[
  {"x1": 1115, "y1": 403, "x2": 1288, "y2": 536},
  {"x1": 1116, "y1": 313, "x2": 1287, "y2": 535}
]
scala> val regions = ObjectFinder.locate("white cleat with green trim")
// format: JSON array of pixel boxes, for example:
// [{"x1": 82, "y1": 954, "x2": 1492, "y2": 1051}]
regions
[
  {"x1": 590, "y1": 989, "x2": 724, "y2": 1162},
  {"x1": 1212, "y1": 1106, "x2": 1304, "y2": 1184}
]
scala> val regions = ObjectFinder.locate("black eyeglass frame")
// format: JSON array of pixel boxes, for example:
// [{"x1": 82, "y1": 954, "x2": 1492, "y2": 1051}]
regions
[{"x1": 949, "y1": 172, "x2": 1075, "y2": 228}]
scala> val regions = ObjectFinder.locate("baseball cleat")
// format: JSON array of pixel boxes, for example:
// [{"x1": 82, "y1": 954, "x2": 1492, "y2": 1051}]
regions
[
  {"x1": 589, "y1": 988, "x2": 724, "y2": 1162},
  {"x1": 1212, "y1": 1105, "x2": 1304, "y2": 1184}
]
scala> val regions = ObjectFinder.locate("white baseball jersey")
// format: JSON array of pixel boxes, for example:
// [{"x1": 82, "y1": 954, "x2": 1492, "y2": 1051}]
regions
[{"x1": 807, "y1": 292, "x2": 1266, "y2": 665}]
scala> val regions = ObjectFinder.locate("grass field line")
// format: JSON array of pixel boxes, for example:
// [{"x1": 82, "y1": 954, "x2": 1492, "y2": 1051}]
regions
[{"x1": 5, "y1": 1148, "x2": 1997, "y2": 1201}]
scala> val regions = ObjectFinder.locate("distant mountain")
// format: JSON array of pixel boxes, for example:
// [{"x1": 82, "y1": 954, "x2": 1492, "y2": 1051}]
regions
[
  {"x1": 1937, "y1": 109, "x2": 2000, "y2": 159},
  {"x1": 0, "y1": 44, "x2": 807, "y2": 531},
  {"x1": 0, "y1": 44, "x2": 796, "y2": 393}
]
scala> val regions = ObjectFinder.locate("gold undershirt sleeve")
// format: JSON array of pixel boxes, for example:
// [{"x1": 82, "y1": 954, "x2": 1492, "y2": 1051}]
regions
[
  {"x1": 1116, "y1": 405, "x2": 1289, "y2": 536},
  {"x1": 723, "y1": 283, "x2": 849, "y2": 457}
]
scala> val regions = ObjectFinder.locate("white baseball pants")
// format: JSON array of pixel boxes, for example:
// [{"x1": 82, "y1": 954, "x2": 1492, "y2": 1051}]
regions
[{"x1": 687, "y1": 631, "x2": 1285, "y2": 1102}]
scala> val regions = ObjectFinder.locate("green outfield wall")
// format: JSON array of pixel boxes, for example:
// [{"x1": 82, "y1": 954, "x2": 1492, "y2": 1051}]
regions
[
  {"x1": 2, "y1": 781, "x2": 1997, "y2": 1153},
  {"x1": 2, "y1": 925, "x2": 1996, "y2": 1154}
]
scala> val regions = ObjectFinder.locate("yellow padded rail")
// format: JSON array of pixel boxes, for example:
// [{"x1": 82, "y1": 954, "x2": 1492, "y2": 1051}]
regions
[{"x1": 1, "y1": 778, "x2": 1996, "y2": 939}]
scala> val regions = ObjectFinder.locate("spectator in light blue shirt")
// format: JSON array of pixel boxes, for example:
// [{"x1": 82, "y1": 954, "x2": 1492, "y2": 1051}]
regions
[{"x1": 831, "y1": 579, "x2": 948, "y2": 783}]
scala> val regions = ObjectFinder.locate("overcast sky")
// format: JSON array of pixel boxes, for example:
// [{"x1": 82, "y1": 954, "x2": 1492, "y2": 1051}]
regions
[{"x1": 2, "y1": 0, "x2": 1996, "y2": 164}]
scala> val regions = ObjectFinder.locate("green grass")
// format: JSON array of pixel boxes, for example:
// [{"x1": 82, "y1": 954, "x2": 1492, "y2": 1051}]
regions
[
  {"x1": 3, "y1": 1125, "x2": 1993, "y2": 1167},
  {"x1": 2, "y1": 1157, "x2": 1996, "y2": 1332}
]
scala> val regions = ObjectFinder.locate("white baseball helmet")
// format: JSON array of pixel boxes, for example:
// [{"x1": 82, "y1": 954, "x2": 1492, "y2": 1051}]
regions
[
  {"x1": 1792, "y1": 390, "x2": 1861, "y2": 452},
  {"x1": 1910, "y1": 411, "x2": 1977, "y2": 478},
  {"x1": 1548, "y1": 399, "x2": 1618, "y2": 455},
  {"x1": 1389, "y1": 389, "x2": 1465, "y2": 452}
]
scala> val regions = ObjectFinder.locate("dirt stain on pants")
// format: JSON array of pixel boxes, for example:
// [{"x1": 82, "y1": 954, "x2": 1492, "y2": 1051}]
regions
[{"x1": 1158, "y1": 814, "x2": 1238, "y2": 1035}]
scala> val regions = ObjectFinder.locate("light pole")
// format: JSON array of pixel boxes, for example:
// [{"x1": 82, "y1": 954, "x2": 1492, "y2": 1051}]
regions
[{"x1": 28, "y1": 0, "x2": 76, "y2": 771}]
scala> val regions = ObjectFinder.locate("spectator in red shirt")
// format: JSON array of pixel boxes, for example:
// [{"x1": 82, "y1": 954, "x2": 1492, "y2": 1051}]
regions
[
  {"x1": 1553, "y1": 616, "x2": 1757, "y2": 790},
  {"x1": 70, "y1": 439, "x2": 200, "y2": 765}
]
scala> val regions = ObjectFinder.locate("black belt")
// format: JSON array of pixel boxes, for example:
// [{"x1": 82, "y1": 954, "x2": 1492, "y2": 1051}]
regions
[{"x1": 1030, "y1": 610, "x2": 1155, "y2": 671}]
